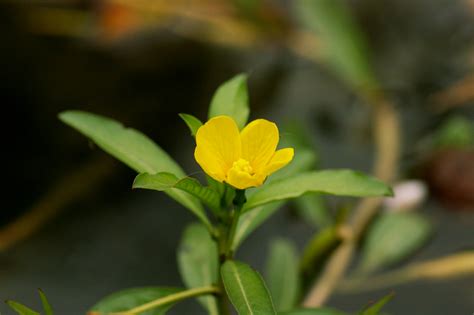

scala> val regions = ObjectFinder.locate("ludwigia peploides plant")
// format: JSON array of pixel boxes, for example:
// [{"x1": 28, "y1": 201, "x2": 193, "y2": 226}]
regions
[{"x1": 5, "y1": 72, "x2": 394, "y2": 315}]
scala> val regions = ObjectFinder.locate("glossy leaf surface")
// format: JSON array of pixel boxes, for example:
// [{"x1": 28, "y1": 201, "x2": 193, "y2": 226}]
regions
[{"x1": 221, "y1": 260, "x2": 276, "y2": 315}]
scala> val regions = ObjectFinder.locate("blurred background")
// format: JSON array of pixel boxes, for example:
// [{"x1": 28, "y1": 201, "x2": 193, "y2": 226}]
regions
[{"x1": 1, "y1": 0, "x2": 473, "y2": 314}]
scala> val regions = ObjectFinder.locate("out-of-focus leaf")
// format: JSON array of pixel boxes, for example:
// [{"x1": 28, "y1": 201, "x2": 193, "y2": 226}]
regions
[
  {"x1": 59, "y1": 111, "x2": 211, "y2": 230},
  {"x1": 296, "y1": 0, "x2": 377, "y2": 91},
  {"x1": 89, "y1": 287, "x2": 181, "y2": 315},
  {"x1": 357, "y1": 293, "x2": 394, "y2": 315},
  {"x1": 179, "y1": 113, "x2": 203, "y2": 137},
  {"x1": 208, "y1": 74, "x2": 249, "y2": 129},
  {"x1": 177, "y1": 223, "x2": 219, "y2": 315},
  {"x1": 434, "y1": 116, "x2": 474, "y2": 149},
  {"x1": 6, "y1": 301, "x2": 39, "y2": 315},
  {"x1": 232, "y1": 149, "x2": 317, "y2": 250},
  {"x1": 38, "y1": 290, "x2": 53, "y2": 315},
  {"x1": 243, "y1": 170, "x2": 393, "y2": 212},
  {"x1": 221, "y1": 260, "x2": 277, "y2": 315},
  {"x1": 279, "y1": 308, "x2": 347, "y2": 315},
  {"x1": 266, "y1": 239, "x2": 301, "y2": 311},
  {"x1": 359, "y1": 213, "x2": 431, "y2": 273},
  {"x1": 133, "y1": 172, "x2": 220, "y2": 213},
  {"x1": 300, "y1": 227, "x2": 340, "y2": 276},
  {"x1": 293, "y1": 193, "x2": 331, "y2": 228}
]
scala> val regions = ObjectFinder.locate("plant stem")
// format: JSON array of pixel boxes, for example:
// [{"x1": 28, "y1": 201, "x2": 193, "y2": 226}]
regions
[
  {"x1": 225, "y1": 189, "x2": 246, "y2": 258},
  {"x1": 214, "y1": 189, "x2": 247, "y2": 315},
  {"x1": 111, "y1": 286, "x2": 220, "y2": 315},
  {"x1": 217, "y1": 279, "x2": 231, "y2": 315},
  {"x1": 337, "y1": 252, "x2": 474, "y2": 293},
  {"x1": 303, "y1": 94, "x2": 400, "y2": 307}
]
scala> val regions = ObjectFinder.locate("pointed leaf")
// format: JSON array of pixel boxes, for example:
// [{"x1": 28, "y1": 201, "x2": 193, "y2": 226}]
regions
[
  {"x1": 59, "y1": 110, "x2": 184, "y2": 175},
  {"x1": 38, "y1": 290, "x2": 54, "y2": 315},
  {"x1": 208, "y1": 74, "x2": 249, "y2": 129},
  {"x1": 357, "y1": 293, "x2": 394, "y2": 315},
  {"x1": 244, "y1": 170, "x2": 392, "y2": 212},
  {"x1": 59, "y1": 111, "x2": 210, "y2": 229},
  {"x1": 300, "y1": 227, "x2": 339, "y2": 277},
  {"x1": 5, "y1": 301, "x2": 39, "y2": 315},
  {"x1": 134, "y1": 172, "x2": 221, "y2": 213},
  {"x1": 296, "y1": 0, "x2": 377, "y2": 91},
  {"x1": 89, "y1": 287, "x2": 181, "y2": 315},
  {"x1": 359, "y1": 213, "x2": 431, "y2": 273},
  {"x1": 266, "y1": 239, "x2": 300, "y2": 311},
  {"x1": 179, "y1": 113, "x2": 203, "y2": 137},
  {"x1": 178, "y1": 223, "x2": 219, "y2": 315},
  {"x1": 221, "y1": 260, "x2": 276, "y2": 315}
]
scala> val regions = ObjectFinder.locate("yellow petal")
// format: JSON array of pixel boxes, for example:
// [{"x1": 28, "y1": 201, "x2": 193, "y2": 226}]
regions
[
  {"x1": 264, "y1": 148, "x2": 294, "y2": 176},
  {"x1": 194, "y1": 116, "x2": 241, "y2": 181},
  {"x1": 226, "y1": 160, "x2": 265, "y2": 189},
  {"x1": 240, "y1": 119, "x2": 279, "y2": 173}
]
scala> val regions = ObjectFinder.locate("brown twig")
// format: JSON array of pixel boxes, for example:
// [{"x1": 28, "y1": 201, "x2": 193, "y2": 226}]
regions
[
  {"x1": 431, "y1": 74, "x2": 474, "y2": 113},
  {"x1": 338, "y1": 252, "x2": 474, "y2": 293},
  {"x1": 303, "y1": 95, "x2": 401, "y2": 307}
]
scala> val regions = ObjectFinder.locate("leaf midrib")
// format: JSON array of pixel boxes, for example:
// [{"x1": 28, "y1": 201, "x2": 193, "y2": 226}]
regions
[{"x1": 231, "y1": 263, "x2": 254, "y2": 315}]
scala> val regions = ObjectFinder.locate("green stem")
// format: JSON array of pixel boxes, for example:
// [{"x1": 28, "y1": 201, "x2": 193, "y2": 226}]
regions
[
  {"x1": 217, "y1": 278, "x2": 231, "y2": 315},
  {"x1": 111, "y1": 286, "x2": 220, "y2": 315},
  {"x1": 225, "y1": 189, "x2": 246, "y2": 258}
]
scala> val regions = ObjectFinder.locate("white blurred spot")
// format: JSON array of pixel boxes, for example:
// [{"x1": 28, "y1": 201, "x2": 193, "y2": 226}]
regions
[{"x1": 384, "y1": 180, "x2": 428, "y2": 212}]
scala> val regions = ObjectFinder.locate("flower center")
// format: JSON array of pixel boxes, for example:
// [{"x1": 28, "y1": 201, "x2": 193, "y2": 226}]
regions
[{"x1": 230, "y1": 158, "x2": 254, "y2": 176}]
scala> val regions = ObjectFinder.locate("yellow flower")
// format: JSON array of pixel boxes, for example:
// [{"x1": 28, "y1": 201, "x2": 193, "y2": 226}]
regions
[{"x1": 194, "y1": 115, "x2": 294, "y2": 190}]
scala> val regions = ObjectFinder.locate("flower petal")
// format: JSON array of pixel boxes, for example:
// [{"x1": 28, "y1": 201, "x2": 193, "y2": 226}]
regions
[
  {"x1": 194, "y1": 116, "x2": 241, "y2": 181},
  {"x1": 240, "y1": 119, "x2": 279, "y2": 172},
  {"x1": 227, "y1": 167, "x2": 265, "y2": 190},
  {"x1": 264, "y1": 148, "x2": 294, "y2": 176}
]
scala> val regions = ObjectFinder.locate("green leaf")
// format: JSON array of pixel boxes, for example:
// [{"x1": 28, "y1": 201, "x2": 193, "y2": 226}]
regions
[
  {"x1": 178, "y1": 223, "x2": 219, "y2": 315},
  {"x1": 296, "y1": 0, "x2": 377, "y2": 91},
  {"x1": 359, "y1": 213, "x2": 431, "y2": 273},
  {"x1": 133, "y1": 172, "x2": 221, "y2": 213},
  {"x1": 293, "y1": 193, "x2": 331, "y2": 229},
  {"x1": 279, "y1": 308, "x2": 347, "y2": 315},
  {"x1": 357, "y1": 293, "x2": 394, "y2": 315},
  {"x1": 179, "y1": 113, "x2": 203, "y2": 137},
  {"x1": 300, "y1": 227, "x2": 340, "y2": 276},
  {"x1": 233, "y1": 202, "x2": 284, "y2": 251},
  {"x1": 38, "y1": 290, "x2": 53, "y2": 315},
  {"x1": 5, "y1": 301, "x2": 39, "y2": 315},
  {"x1": 244, "y1": 170, "x2": 393, "y2": 212},
  {"x1": 59, "y1": 111, "x2": 211, "y2": 230},
  {"x1": 89, "y1": 287, "x2": 181, "y2": 315},
  {"x1": 434, "y1": 116, "x2": 474, "y2": 149},
  {"x1": 267, "y1": 149, "x2": 318, "y2": 184},
  {"x1": 59, "y1": 110, "x2": 184, "y2": 175},
  {"x1": 208, "y1": 74, "x2": 249, "y2": 129},
  {"x1": 221, "y1": 260, "x2": 277, "y2": 315},
  {"x1": 266, "y1": 239, "x2": 301, "y2": 311},
  {"x1": 232, "y1": 149, "x2": 317, "y2": 250}
]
